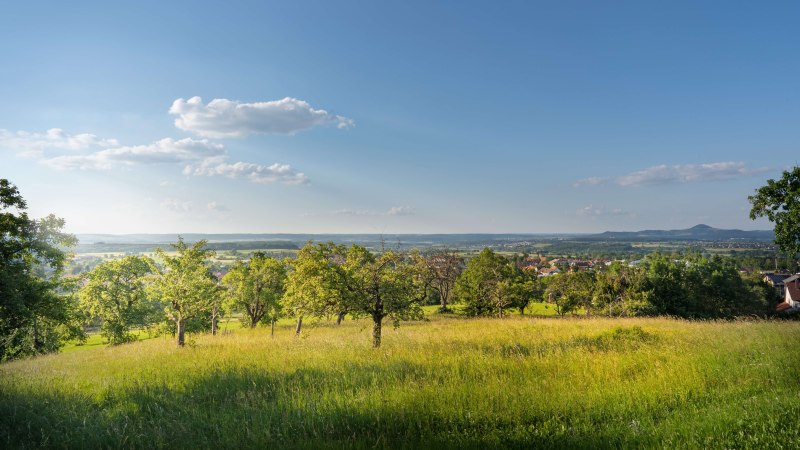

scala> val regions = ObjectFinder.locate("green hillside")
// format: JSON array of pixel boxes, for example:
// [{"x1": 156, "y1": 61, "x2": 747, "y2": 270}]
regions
[{"x1": 2, "y1": 316, "x2": 799, "y2": 449}]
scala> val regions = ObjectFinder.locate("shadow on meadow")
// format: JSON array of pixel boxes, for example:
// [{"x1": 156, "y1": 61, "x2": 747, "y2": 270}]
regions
[{"x1": 1, "y1": 360, "x2": 658, "y2": 450}]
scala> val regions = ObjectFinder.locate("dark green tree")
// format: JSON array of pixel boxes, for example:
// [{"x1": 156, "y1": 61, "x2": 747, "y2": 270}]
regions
[
  {"x1": 749, "y1": 166, "x2": 800, "y2": 269},
  {"x1": 455, "y1": 248, "x2": 520, "y2": 317},
  {"x1": 0, "y1": 179, "x2": 81, "y2": 360}
]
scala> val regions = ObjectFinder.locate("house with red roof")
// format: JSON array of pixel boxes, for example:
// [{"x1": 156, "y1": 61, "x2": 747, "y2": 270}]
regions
[{"x1": 776, "y1": 274, "x2": 800, "y2": 313}]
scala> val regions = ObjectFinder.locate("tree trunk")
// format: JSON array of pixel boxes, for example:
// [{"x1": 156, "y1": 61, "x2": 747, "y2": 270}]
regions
[
  {"x1": 295, "y1": 316, "x2": 303, "y2": 336},
  {"x1": 271, "y1": 317, "x2": 275, "y2": 337},
  {"x1": 250, "y1": 318, "x2": 258, "y2": 329},
  {"x1": 176, "y1": 319, "x2": 186, "y2": 347},
  {"x1": 498, "y1": 306, "x2": 503, "y2": 318},
  {"x1": 336, "y1": 311, "x2": 345, "y2": 325},
  {"x1": 211, "y1": 305, "x2": 218, "y2": 336},
  {"x1": 372, "y1": 314, "x2": 382, "y2": 348},
  {"x1": 32, "y1": 318, "x2": 42, "y2": 352}
]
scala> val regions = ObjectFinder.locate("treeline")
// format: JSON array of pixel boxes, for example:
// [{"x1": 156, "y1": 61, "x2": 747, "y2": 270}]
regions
[
  {"x1": 0, "y1": 177, "x2": 784, "y2": 362},
  {"x1": 57, "y1": 241, "x2": 783, "y2": 356},
  {"x1": 72, "y1": 240, "x2": 299, "y2": 254}
]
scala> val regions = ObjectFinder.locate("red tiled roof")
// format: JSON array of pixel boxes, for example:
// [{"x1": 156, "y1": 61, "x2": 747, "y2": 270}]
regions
[
  {"x1": 776, "y1": 302, "x2": 792, "y2": 312},
  {"x1": 787, "y1": 281, "x2": 800, "y2": 304}
]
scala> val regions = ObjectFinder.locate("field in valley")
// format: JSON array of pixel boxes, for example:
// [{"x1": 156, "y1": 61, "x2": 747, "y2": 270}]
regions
[{"x1": 1, "y1": 315, "x2": 799, "y2": 449}]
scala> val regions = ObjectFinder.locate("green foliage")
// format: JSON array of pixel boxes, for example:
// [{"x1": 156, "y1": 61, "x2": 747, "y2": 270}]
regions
[
  {"x1": 749, "y1": 166, "x2": 800, "y2": 265},
  {"x1": 641, "y1": 254, "x2": 769, "y2": 318},
  {"x1": 0, "y1": 179, "x2": 81, "y2": 361},
  {"x1": 149, "y1": 238, "x2": 218, "y2": 346},
  {"x1": 544, "y1": 271, "x2": 593, "y2": 317},
  {"x1": 456, "y1": 248, "x2": 541, "y2": 317},
  {"x1": 79, "y1": 255, "x2": 156, "y2": 345},
  {"x1": 343, "y1": 246, "x2": 426, "y2": 347},
  {"x1": 284, "y1": 242, "x2": 349, "y2": 321},
  {"x1": 222, "y1": 252, "x2": 287, "y2": 328}
]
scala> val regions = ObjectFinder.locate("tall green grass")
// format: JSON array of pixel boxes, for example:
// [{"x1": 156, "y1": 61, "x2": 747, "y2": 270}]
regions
[{"x1": 1, "y1": 316, "x2": 799, "y2": 448}]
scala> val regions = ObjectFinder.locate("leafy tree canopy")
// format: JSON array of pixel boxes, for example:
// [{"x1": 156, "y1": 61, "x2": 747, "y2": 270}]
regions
[
  {"x1": 749, "y1": 166, "x2": 800, "y2": 263},
  {"x1": 0, "y1": 179, "x2": 80, "y2": 360}
]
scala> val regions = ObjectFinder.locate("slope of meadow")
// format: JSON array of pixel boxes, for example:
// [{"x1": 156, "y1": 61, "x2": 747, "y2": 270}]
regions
[{"x1": 1, "y1": 316, "x2": 799, "y2": 449}]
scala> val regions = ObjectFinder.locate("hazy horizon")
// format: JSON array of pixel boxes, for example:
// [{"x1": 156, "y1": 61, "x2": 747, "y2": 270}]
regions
[{"x1": 2, "y1": 2, "x2": 795, "y2": 235}]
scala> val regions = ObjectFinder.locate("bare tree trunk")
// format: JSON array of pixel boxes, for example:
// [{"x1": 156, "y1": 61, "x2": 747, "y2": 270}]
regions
[
  {"x1": 372, "y1": 314, "x2": 382, "y2": 348},
  {"x1": 211, "y1": 305, "x2": 218, "y2": 336},
  {"x1": 271, "y1": 317, "x2": 275, "y2": 337},
  {"x1": 32, "y1": 318, "x2": 42, "y2": 352},
  {"x1": 250, "y1": 318, "x2": 258, "y2": 329},
  {"x1": 176, "y1": 319, "x2": 186, "y2": 347},
  {"x1": 336, "y1": 311, "x2": 345, "y2": 325},
  {"x1": 295, "y1": 316, "x2": 303, "y2": 336}
]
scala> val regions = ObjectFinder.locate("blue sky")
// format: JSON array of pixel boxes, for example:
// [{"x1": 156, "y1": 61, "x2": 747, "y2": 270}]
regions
[{"x1": 0, "y1": 1, "x2": 796, "y2": 234}]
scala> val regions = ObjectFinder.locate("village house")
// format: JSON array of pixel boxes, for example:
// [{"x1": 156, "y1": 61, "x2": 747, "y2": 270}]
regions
[
  {"x1": 538, "y1": 267, "x2": 560, "y2": 277},
  {"x1": 763, "y1": 272, "x2": 791, "y2": 297},
  {"x1": 776, "y1": 274, "x2": 800, "y2": 313}
]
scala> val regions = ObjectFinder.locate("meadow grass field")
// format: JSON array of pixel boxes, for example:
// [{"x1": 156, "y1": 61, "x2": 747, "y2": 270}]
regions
[{"x1": 1, "y1": 314, "x2": 799, "y2": 449}]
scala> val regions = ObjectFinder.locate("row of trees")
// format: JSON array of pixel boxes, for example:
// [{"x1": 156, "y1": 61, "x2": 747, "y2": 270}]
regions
[
  {"x1": 74, "y1": 241, "x2": 779, "y2": 353},
  {"x1": 2, "y1": 166, "x2": 798, "y2": 360}
]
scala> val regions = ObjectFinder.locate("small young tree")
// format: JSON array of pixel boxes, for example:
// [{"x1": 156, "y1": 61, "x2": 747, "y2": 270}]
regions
[
  {"x1": 149, "y1": 237, "x2": 218, "y2": 347},
  {"x1": 79, "y1": 255, "x2": 154, "y2": 344},
  {"x1": 222, "y1": 252, "x2": 287, "y2": 333}
]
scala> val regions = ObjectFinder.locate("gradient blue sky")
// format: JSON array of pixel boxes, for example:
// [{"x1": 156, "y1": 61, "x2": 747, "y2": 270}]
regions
[{"x1": 1, "y1": 1, "x2": 796, "y2": 234}]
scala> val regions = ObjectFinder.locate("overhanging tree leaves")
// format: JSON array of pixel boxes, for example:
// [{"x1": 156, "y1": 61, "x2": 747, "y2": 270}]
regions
[
  {"x1": 0, "y1": 179, "x2": 80, "y2": 360},
  {"x1": 749, "y1": 166, "x2": 800, "y2": 267}
]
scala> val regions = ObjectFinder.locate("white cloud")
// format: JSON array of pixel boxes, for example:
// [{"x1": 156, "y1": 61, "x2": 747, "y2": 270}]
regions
[
  {"x1": 576, "y1": 205, "x2": 633, "y2": 218},
  {"x1": 207, "y1": 201, "x2": 230, "y2": 212},
  {"x1": 304, "y1": 206, "x2": 415, "y2": 218},
  {"x1": 43, "y1": 138, "x2": 224, "y2": 170},
  {"x1": 387, "y1": 206, "x2": 414, "y2": 216},
  {"x1": 184, "y1": 157, "x2": 309, "y2": 185},
  {"x1": 168, "y1": 96, "x2": 354, "y2": 138},
  {"x1": 161, "y1": 198, "x2": 193, "y2": 213},
  {"x1": 575, "y1": 161, "x2": 768, "y2": 187},
  {"x1": 0, "y1": 128, "x2": 119, "y2": 157}
]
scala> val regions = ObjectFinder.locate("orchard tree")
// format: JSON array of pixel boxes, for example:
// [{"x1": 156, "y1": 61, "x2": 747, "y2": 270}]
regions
[
  {"x1": 544, "y1": 271, "x2": 592, "y2": 317},
  {"x1": 284, "y1": 242, "x2": 348, "y2": 336},
  {"x1": 79, "y1": 255, "x2": 155, "y2": 344},
  {"x1": 343, "y1": 245, "x2": 426, "y2": 348},
  {"x1": 149, "y1": 237, "x2": 218, "y2": 347},
  {"x1": 0, "y1": 179, "x2": 82, "y2": 360},
  {"x1": 424, "y1": 248, "x2": 463, "y2": 312},
  {"x1": 749, "y1": 166, "x2": 800, "y2": 269},
  {"x1": 508, "y1": 267, "x2": 541, "y2": 316},
  {"x1": 455, "y1": 248, "x2": 516, "y2": 317},
  {"x1": 222, "y1": 252, "x2": 287, "y2": 334}
]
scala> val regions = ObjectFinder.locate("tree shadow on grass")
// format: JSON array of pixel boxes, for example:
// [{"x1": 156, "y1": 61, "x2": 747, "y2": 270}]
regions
[{"x1": 1, "y1": 362, "x2": 657, "y2": 449}]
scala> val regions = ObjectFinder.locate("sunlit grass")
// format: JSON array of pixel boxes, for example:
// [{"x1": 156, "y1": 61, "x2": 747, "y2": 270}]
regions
[{"x1": 2, "y1": 316, "x2": 799, "y2": 448}]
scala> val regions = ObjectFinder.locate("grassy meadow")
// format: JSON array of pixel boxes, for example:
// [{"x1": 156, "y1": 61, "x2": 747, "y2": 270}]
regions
[{"x1": 1, "y1": 314, "x2": 799, "y2": 449}]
